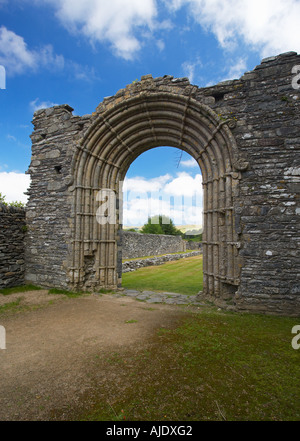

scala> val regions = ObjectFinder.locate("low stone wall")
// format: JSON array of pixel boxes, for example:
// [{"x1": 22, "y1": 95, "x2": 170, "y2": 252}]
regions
[
  {"x1": 186, "y1": 241, "x2": 202, "y2": 251},
  {"x1": 122, "y1": 251, "x2": 202, "y2": 273},
  {"x1": 122, "y1": 231, "x2": 186, "y2": 259},
  {"x1": 0, "y1": 204, "x2": 26, "y2": 288}
]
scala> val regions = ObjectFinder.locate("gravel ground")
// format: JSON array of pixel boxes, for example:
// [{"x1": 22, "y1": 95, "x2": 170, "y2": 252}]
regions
[{"x1": 0, "y1": 290, "x2": 192, "y2": 421}]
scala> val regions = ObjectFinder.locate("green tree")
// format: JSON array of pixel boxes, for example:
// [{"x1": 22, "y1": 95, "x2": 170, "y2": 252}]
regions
[
  {"x1": 0, "y1": 192, "x2": 25, "y2": 208},
  {"x1": 0, "y1": 192, "x2": 7, "y2": 206},
  {"x1": 10, "y1": 201, "x2": 25, "y2": 208},
  {"x1": 183, "y1": 232, "x2": 203, "y2": 242},
  {"x1": 141, "y1": 217, "x2": 164, "y2": 235},
  {"x1": 141, "y1": 215, "x2": 183, "y2": 236}
]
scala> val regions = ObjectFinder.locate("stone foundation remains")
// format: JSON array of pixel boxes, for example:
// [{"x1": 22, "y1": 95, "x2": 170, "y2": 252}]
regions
[
  {"x1": 122, "y1": 231, "x2": 186, "y2": 259},
  {"x1": 186, "y1": 241, "x2": 203, "y2": 251},
  {"x1": 122, "y1": 251, "x2": 201, "y2": 273}
]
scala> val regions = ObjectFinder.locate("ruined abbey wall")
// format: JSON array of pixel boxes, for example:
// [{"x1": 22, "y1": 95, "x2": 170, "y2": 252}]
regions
[
  {"x1": 122, "y1": 231, "x2": 186, "y2": 259},
  {"x1": 0, "y1": 204, "x2": 26, "y2": 288},
  {"x1": 23, "y1": 51, "x2": 300, "y2": 316}
]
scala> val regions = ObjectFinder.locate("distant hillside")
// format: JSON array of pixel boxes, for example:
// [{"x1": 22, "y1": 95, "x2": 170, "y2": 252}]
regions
[
  {"x1": 123, "y1": 224, "x2": 203, "y2": 235},
  {"x1": 123, "y1": 227, "x2": 141, "y2": 232},
  {"x1": 176, "y1": 225, "x2": 203, "y2": 235}
]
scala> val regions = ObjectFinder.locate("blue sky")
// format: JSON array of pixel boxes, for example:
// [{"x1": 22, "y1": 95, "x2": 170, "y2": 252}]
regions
[{"x1": 0, "y1": 0, "x2": 299, "y2": 226}]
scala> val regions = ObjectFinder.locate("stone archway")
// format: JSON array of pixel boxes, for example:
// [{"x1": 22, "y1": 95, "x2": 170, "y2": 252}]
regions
[
  {"x1": 25, "y1": 54, "x2": 300, "y2": 316},
  {"x1": 69, "y1": 82, "x2": 248, "y2": 300}
]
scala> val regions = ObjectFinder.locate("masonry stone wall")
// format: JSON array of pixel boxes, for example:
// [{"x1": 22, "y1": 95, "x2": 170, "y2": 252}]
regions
[
  {"x1": 25, "y1": 51, "x2": 300, "y2": 316},
  {"x1": 122, "y1": 231, "x2": 186, "y2": 259},
  {"x1": 186, "y1": 241, "x2": 203, "y2": 251},
  {"x1": 24, "y1": 105, "x2": 79, "y2": 288},
  {"x1": 0, "y1": 204, "x2": 26, "y2": 288},
  {"x1": 123, "y1": 251, "x2": 201, "y2": 273}
]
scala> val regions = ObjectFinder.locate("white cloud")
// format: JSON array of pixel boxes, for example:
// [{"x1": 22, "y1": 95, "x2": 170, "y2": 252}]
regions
[
  {"x1": 43, "y1": 0, "x2": 159, "y2": 60},
  {"x1": 156, "y1": 39, "x2": 165, "y2": 51},
  {"x1": 180, "y1": 158, "x2": 199, "y2": 168},
  {"x1": 0, "y1": 172, "x2": 30, "y2": 204},
  {"x1": 0, "y1": 26, "x2": 64, "y2": 75},
  {"x1": 7, "y1": 134, "x2": 17, "y2": 142},
  {"x1": 166, "y1": 0, "x2": 300, "y2": 57},
  {"x1": 122, "y1": 174, "x2": 172, "y2": 193},
  {"x1": 30, "y1": 98, "x2": 59, "y2": 112},
  {"x1": 69, "y1": 61, "x2": 98, "y2": 82},
  {"x1": 123, "y1": 196, "x2": 174, "y2": 226},
  {"x1": 0, "y1": 26, "x2": 36, "y2": 75},
  {"x1": 123, "y1": 172, "x2": 203, "y2": 226},
  {"x1": 164, "y1": 172, "x2": 202, "y2": 197},
  {"x1": 36, "y1": 44, "x2": 65, "y2": 70},
  {"x1": 182, "y1": 57, "x2": 202, "y2": 83},
  {"x1": 218, "y1": 57, "x2": 248, "y2": 82},
  {"x1": 123, "y1": 193, "x2": 203, "y2": 226},
  {"x1": 0, "y1": 25, "x2": 99, "y2": 82},
  {"x1": 225, "y1": 57, "x2": 248, "y2": 80}
]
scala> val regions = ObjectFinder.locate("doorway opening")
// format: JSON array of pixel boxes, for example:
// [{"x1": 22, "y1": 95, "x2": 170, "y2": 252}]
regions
[
  {"x1": 121, "y1": 146, "x2": 203, "y2": 296},
  {"x1": 70, "y1": 89, "x2": 245, "y2": 303}
]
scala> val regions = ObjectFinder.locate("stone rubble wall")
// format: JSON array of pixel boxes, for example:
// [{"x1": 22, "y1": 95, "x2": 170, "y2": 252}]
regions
[
  {"x1": 122, "y1": 231, "x2": 186, "y2": 259},
  {"x1": 24, "y1": 105, "x2": 79, "y2": 289},
  {"x1": 186, "y1": 241, "x2": 203, "y2": 251},
  {"x1": 0, "y1": 204, "x2": 26, "y2": 288},
  {"x1": 122, "y1": 250, "x2": 202, "y2": 273}
]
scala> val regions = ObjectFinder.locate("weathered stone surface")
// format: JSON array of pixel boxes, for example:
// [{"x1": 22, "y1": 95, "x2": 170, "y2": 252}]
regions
[
  {"x1": 121, "y1": 289, "x2": 205, "y2": 306},
  {"x1": 186, "y1": 241, "x2": 202, "y2": 251},
  {"x1": 21, "y1": 51, "x2": 300, "y2": 316},
  {"x1": 0, "y1": 204, "x2": 26, "y2": 288},
  {"x1": 122, "y1": 231, "x2": 186, "y2": 259}
]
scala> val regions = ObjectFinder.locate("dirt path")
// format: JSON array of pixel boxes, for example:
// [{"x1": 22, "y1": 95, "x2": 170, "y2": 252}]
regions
[{"x1": 0, "y1": 290, "x2": 190, "y2": 421}]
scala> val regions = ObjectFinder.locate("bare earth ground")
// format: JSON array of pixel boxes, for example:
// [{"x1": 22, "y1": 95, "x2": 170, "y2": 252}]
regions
[{"x1": 0, "y1": 290, "x2": 190, "y2": 421}]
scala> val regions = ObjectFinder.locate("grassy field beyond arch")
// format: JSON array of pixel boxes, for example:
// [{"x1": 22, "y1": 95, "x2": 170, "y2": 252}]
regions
[{"x1": 122, "y1": 255, "x2": 203, "y2": 295}]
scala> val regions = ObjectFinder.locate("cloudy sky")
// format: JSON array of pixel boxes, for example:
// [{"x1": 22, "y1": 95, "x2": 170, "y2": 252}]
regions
[{"x1": 0, "y1": 0, "x2": 299, "y2": 225}]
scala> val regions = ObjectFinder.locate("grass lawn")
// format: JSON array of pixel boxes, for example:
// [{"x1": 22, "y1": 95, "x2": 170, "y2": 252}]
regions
[
  {"x1": 2, "y1": 261, "x2": 299, "y2": 421},
  {"x1": 79, "y1": 309, "x2": 300, "y2": 421},
  {"x1": 76, "y1": 254, "x2": 300, "y2": 421},
  {"x1": 122, "y1": 255, "x2": 203, "y2": 295},
  {"x1": 0, "y1": 284, "x2": 42, "y2": 295}
]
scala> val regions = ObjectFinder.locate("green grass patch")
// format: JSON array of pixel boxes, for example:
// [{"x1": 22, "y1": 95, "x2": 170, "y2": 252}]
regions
[
  {"x1": 0, "y1": 298, "x2": 23, "y2": 314},
  {"x1": 77, "y1": 310, "x2": 300, "y2": 421},
  {"x1": 122, "y1": 255, "x2": 203, "y2": 295},
  {"x1": 98, "y1": 288, "x2": 114, "y2": 294},
  {"x1": 0, "y1": 285, "x2": 42, "y2": 295},
  {"x1": 48, "y1": 288, "x2": 85, "y2": 298}
]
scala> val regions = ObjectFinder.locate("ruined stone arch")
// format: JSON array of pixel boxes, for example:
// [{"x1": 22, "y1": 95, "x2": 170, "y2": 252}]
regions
[
  {"x1": 24, "y1": 53, "x2": 300, "y2": 316},
  {"x1": 69, "y1": 87, "x2": 248, "y2": 299}
]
